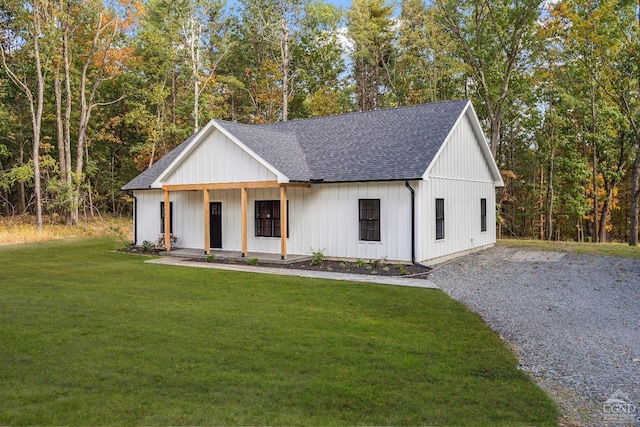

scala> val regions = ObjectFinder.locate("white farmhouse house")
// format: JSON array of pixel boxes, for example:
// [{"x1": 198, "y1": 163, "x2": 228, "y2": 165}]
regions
[{"x1": 122, "y1": 99, "x2": 503, "y2": 265}]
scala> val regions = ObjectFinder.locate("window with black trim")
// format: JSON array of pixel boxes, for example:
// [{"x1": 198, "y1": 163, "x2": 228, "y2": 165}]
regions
[
  {"x1": 481, "y1": 198, "x2": 487, "y2": 232},
  {"x1": 359, "y1": 199, "x2": 380, "y2": 241},
  {"x1": 435, "y1": 198, "x2": 445, "y2": 240},
  {"x1": 160, "y1": 201, "x2": 173, "y2": 234},
  {"x1": 255, "y1": 200, "x2": 289, "y2": 237}
]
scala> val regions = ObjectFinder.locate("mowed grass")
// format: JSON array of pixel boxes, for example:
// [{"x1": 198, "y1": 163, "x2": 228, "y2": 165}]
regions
[
  {"x1": 498, "y1": 238, "x2": 640, "y2": 258},
  {"x1": 0, "y1": 238, "x2": 557, "y2": 425}
]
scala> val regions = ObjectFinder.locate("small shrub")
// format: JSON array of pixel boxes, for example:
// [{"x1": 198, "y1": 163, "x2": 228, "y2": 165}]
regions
[
  {"x1": 206, "y1": 254, "x2": 215, "y2": 263},
  {"x1": 382, "y1": 266, "x2": 390, "y2": 272},
  {"x1": 355, "y1": 259, "x2": 367, "y2": 268},
  {"x1": 155, "y1": 233, "x2": 178, "y2": 250},
  {"x1": 372, "y1": 256, "x2": 388, "y2": 269},
  {"x1": 141, "y1": 240, "x2": 155, "y2": 253},
  {"x1": 371, "y1": 270, "x2": 378, "y2": 275},
  {"x1": 310, "y1": 248, "x2": 325, "y2": 266},
  {"x1": 248, "y1": 257, "x2": 259, "y2": 266},
  {"x1": 396, "y1": 264, "x2": 410, "y2": 276},
  {"x1": 365, "y1": 264, "x2": 372, "y2": 270},
  {"x1": 339, "y1": 262, "x2": 348, "y2": 270}
]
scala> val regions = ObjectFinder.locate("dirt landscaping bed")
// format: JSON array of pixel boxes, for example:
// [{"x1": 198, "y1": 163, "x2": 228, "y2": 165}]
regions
[{"x1": 189, "y1": 257, "x2": 433, "y2": 279}]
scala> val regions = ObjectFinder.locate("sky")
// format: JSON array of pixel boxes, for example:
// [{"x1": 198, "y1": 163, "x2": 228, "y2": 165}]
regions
[{"x1": 328, "y1": 0, "x2": 353, "y2": 9}]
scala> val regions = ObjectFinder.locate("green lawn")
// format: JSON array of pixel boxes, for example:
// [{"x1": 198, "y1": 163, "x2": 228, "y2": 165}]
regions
[
  {"x1": 498, "y1": 238, "x2": 640, "y2": 258},
  {"x1": 0, "y1": 238, "x2": 557, "y2": 425}
]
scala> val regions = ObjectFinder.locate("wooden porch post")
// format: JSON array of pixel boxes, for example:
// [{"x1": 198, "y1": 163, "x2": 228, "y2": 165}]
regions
[
  {"x1": 164, "y1": 189, "x2": 171, "y2": 251},
  {"x1": 203, "y1": 189, "x2": 210, "y2": 255},
  {"x1": 241, "y1": 187, "x2": 248, "y2": 257},
  {"x1": 280, "y1": 185, "x2": 287, "y2": 260}
]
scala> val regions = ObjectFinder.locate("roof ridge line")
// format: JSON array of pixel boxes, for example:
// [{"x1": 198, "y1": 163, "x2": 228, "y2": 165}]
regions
[{"x1": 257, "y1": 98, "x2": 470, "y2": 127}]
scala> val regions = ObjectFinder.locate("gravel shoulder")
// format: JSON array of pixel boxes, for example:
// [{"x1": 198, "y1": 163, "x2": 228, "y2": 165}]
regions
[{"x1": 429, "y1": 246, "x2": 640, "y2": 426}]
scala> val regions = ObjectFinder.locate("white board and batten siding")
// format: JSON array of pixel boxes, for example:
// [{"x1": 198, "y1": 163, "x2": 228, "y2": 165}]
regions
[
  {"x1": 134, "y1": 181, "x2": 414, "y2": 262},
  {"x1": 418, "y1": 111, "x2": 497, "y2": 263},
  {"x1": 163, "y1": 128, "x2": 278, "y2": 185},
  {"x1": 134, "y1": 190, "x2": 203, "y2": 248},
  {"x1": 289, "y1": 182, "x2": 413, "y2": 262},
  {"x1": 246, "y1": 182, "x2": 412, "y2": 261}
]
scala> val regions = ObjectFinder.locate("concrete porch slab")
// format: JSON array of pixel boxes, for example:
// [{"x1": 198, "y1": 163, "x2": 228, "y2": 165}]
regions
[{"x1": 162, "y1": 248, "x2": 311, "y2": 265}]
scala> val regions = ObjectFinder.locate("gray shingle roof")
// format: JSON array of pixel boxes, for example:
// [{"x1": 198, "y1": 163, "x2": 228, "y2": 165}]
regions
[
  {"x1": 122, "y1": 99, "x2": 471, "y2": 190},
  {"x1": 259, "y1": 99, "x2": 468, "y2": 182},
  {"x1": 214, "y1": 120, "x2": 312, "y2": 181}
]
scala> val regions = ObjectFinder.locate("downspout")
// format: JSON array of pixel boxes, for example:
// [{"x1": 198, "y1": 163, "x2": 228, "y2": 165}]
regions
[
  {"x1": 405, "y1": 180, "x2": 431, "y2": 270},
  {"x1": 128, "y1": 191, "x2": 137, "y2": 245}
]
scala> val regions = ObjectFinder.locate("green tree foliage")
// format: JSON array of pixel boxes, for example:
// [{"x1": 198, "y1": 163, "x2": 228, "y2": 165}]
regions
[
  {"x1": 394, "y1": 0, "x2": 463, "y2": 105},
  {"x1": 435, "y1": 0, "x2": 543, "y2": 156},
  {"x1": 0, "y1": 0, "x2": 637, "y2": 245},
  {"x1": 542, "y1": 0, "x2": 639, "y2": 244},
  {"x1": 347, "y1": 0, "x2": 395, "y2": 111}
]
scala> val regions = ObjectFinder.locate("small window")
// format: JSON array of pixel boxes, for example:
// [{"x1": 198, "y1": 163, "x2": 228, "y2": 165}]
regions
[
  {"x1": 435, "y1": 198, "x2": 445, "y2": 240},
  {"x1": 481, "y1": 198, "x2": 487, "y2": 232},
  {"x1": 255, "y1": 200, "x2": 289, "y2": 237},
  {"x1": 160, "y1": 201, "x2": 173, "y2": 234},
  {"x1": 359, "y1": 199, "x2": 380, "y2": 241}
]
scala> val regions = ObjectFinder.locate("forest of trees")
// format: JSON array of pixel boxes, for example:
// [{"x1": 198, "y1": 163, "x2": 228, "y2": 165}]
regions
[{"x1": 0, "y1": 0, "x2": 638, "y2": 244}]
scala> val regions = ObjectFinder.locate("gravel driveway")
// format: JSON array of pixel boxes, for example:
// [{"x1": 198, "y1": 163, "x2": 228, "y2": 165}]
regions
[{"x1": 429, "y1": 246, "x2": 640, "y2": 426}]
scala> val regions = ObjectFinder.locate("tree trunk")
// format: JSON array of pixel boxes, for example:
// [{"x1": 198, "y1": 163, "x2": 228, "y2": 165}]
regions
[
  {"x1": 545, "y1": 154, "x2": 555, "y2": 241},
  {"x1": 32, "y1": 4, "x2": 44, "y2": 232},
  {"x1": 279, "y1": 0, "x2": 289, "y2": 122},
  {"x1": 590, "y1": 78, "x2": 598, "y2": 242},
  {"x1": 17, "y1": 141, "x2": 26, "y2": 214},
  {"x1": 54, "y1": 67, "x2": 66, "y2": 179},
  {"x1": 629, "y1": 147, "x2": 640, "y2": 246},
  {"x1": 72, "y1": 12, "x2": 118, "y2": 224},
  {"x1": 63, "y1": 8, "x2": 73, "y2": 225}
]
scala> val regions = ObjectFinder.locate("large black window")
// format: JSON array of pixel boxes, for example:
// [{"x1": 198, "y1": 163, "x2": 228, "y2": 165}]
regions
[
  {"x1": 435, "y1": 198, "x2": 445, "y2": 240},
  {"x1": 359, "y1": 199, "x2": 380, "y2": 241},
  {"x1": 255, "y1": 200, "x2": 288, "y2": 237},
  {"x1": 481, "y1": 198, "x2": 487, "y2": 232},
  {"x1": 160, "y1": 201, "x2": 173, "y2": 234}
]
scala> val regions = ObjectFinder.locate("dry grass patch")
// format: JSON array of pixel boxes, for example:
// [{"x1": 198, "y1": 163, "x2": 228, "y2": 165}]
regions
[{"x1": 0, "y1": 215, "x2": 132, "y2": 245}]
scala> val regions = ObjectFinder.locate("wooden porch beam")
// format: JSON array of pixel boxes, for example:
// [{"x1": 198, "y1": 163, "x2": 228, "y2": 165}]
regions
[
  {"x1": 162, "y1": 181, "x2": 311, "y2": 192},
  {"x1": 164, "y1": 189, "x2": 171, "y2": 251},
  {"x1": 241, "y1": 187, "x2": 248, "y2": 257},
  {"x1": 203, "y1": 189, "x2": 210, "y2": 255},
  {"x1": 280, "y1": 185, "x2": 287, "y2": 260},
  {"x1": 163, "y1": 181, "x2": 280, "y2": 191}
]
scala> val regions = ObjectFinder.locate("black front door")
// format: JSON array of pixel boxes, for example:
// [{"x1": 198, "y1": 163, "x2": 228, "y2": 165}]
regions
[{"x1": 210, "y1": 202, "x2": 222, "y2": 249}]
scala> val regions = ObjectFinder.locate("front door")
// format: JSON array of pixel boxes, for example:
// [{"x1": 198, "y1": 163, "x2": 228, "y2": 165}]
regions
[{"x1": 210, "y1": 202, "x2": 222, "y2": 249}]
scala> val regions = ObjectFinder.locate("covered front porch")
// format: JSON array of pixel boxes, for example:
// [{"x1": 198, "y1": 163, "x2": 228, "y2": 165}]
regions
[{"x1": 162, "y1": 180, "x2": 310, "y2": 260}]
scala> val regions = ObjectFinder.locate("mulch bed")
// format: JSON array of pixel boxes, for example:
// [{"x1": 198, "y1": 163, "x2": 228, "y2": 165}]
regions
[
  {"x1": 193, "y1": 257, "x2": 433, "y2": 279},
  {"x1": 119, "y1": 244, "x2": 432, "y2": 279}
]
